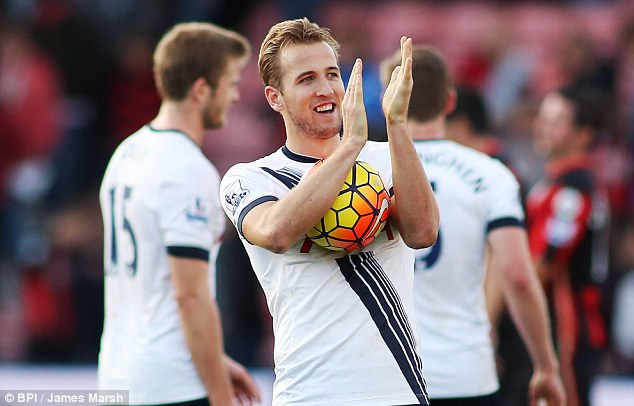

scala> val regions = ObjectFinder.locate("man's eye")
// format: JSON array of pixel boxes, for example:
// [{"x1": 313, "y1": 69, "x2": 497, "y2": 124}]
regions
[
  {"x1": 328, "y1": 72, "x2": 340, "y2": 79},
  {"x1": 300, "y1": 77, "x2": 314, "y2": 84}
]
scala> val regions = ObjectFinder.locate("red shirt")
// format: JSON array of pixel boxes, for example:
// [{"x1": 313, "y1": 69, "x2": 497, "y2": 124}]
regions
[{"x1": 526, "y1": 153, "x2": 609, "y2": 349}]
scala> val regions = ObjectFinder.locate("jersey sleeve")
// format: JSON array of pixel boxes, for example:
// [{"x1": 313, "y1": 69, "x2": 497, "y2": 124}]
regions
[
  {"x1": 220, "y1": 163, "x2": 279, "y2": 239},
  {"x1": 158, "y1": 160, "x2": 221, "y2": 261},
  {"x1": 485, "y1": 161, "x2": 525, "y2": 233}
]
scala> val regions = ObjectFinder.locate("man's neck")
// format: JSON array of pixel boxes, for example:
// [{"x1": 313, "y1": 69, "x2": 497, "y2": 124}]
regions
[
  {"x1": 408, "y1": 116, "x2": 446, "y2": 141},
  {"x1": 547, "y1": 149, "x2": 589, "y2": 164},
  {"x1": 151, "y1": 101, "x2": 203, "y2": 146},
  {"x1": 285, "y1": 130, "x2": 341, "y2": 159}
]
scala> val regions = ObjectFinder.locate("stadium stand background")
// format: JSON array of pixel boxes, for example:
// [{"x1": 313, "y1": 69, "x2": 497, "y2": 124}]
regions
[{"x1": 1, "y1": 1, "x2": 633, "y2": 404}]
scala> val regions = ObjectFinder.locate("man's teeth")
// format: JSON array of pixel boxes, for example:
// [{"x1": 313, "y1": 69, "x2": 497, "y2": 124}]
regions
[{"x1": 316, "y1": 104, "x2": 333, "y2": 112}]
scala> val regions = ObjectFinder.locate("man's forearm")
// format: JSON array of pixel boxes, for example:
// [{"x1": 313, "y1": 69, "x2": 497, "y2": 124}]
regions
[
  {"x1": 179, "y1": 294, "x2": 233, "y2": 404},
  {"x1": 504, "y1": 273, "x2": 560, "y2": 372},
  {"x1": 388, "y1": 122, "x2": 438, "y2": 248},
  {"x1": 242, "y1": 140, "x2": 363, "y2": 253}
]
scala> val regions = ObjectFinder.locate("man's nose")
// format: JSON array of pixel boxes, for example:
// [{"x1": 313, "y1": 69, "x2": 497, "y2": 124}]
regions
[{"x1": 315, "y1": 76, "x2": 335, "y2": 96}]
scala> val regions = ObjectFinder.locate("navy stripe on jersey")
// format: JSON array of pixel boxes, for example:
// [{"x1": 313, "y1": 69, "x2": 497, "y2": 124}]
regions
[
  {"x1": 336, "y1": 252, "x2": 429, "y2": 404},
  {"x1": 486, "y1": 216, "x2": 524, "y2": 233},
  {"x1": 167, "y1": 246, "x2": 209, "y2": 261},
  {"x1": 278, "y1": 167, "x2": 304, "y2": 184},
  {"x1": 237, "y1": 196, "x2": 278, "y2": 241},
  {"x1": 261, "y1": 167, "x2": 303, "y2": 189}
]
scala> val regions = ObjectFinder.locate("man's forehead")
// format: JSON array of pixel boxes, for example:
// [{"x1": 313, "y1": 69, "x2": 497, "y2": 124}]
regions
[
  {"x1": 279, "y1": 42, "x2": 339, "y2": 73},
  {"x1": 541, "y1": 93, "x2": 573, "y2": 117}
]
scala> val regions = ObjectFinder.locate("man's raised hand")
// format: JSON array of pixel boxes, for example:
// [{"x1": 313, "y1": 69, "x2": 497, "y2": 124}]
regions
[
  {"x1": 382, "y1": 37, "x2": 413, "y2": 125},
  {"x1": 341, "y1": 58, "x2": 368, "y2": 147}
]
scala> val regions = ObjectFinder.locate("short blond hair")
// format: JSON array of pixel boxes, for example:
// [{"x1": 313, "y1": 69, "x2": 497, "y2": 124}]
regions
[
  {"x1": 153, "y1": 22, "x2": 250, "y2": 100},
  {"x1": 258, "y1": 18, "x2": 339, "y2": 91}
]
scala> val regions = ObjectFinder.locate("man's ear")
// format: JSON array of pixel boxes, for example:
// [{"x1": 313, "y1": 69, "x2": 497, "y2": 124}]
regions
[
  {"x1": 265, "y1": 86, "x2": 284, "y2": 113},
  {"x1": 445, "y1": 87, "x2": 457, "y2": 115},
  {"x1": 190, "y1": 77, "x2": 210, "y2": 102},
  {"x1": 576, "y1": 126, "x2": 594, "y2": 151}
]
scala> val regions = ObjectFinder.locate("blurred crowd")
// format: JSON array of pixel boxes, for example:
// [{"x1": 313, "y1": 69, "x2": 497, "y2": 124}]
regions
[{"x1": 0, "y1": 0, "x2": 633, "y2": 382}]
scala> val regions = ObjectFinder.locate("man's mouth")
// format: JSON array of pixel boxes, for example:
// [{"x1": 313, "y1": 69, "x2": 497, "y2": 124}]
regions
[{"x1": 315, "y1": 103, "x2": 334, "y2": 113}]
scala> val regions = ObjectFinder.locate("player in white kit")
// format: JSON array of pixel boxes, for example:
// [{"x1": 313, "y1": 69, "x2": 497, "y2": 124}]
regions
[
  {"x1": 98, "y1": 22, "x2": 260, "y2": 405},
  {"x1": 379, "y1": 46, "x2": 566, "y2": 405},
  {"x1": 220, "y1": 18, "x2": 439, "y2": 405}
]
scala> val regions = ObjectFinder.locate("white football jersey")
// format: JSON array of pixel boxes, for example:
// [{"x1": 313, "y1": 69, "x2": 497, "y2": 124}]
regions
[
  {"x1": 412, "y1": 139, "x2": 524, "y2": 398},
  {"x1": 220, "y1": 143, "x2": 429, "y2": 406},
  {"x1": 98, "y1": 125, "x2": 225, "y2": 403}
]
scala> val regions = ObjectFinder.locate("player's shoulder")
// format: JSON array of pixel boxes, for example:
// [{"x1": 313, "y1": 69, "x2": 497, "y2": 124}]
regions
[
  {"x1": 123, "y1": 125, "x2": 202, "y2": 154},
  {"x1": 141, "y1": 127, "x2": 217, "y2": 178},
  {"x1": 110, "y1": 125, "x2": 148, "y2": 152},
  {"x1": 439, "y1": 139, "x2": 493, "y2": 158},
  {"x1": 226, "y1": 147, "x2": 290, "y2": 171},
  {"x1": 558, "y1": 168, "x2": 594, "y2": 194},
  {"x1": 222, "y1": 148, "x2": 284, "y2": 180},
  {"x1": 422, "y1": 140, "x2": 517, "y2": 182},
  {"x1": 449, "y1": 140, "x2": 514, "y2": 171}
]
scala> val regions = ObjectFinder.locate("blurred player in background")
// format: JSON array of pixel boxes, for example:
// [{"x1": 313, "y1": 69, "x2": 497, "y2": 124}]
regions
[
  {"x1": 380, "y1": 45, "x2": 566, "y2": 406},
  {"x1": 528, "y1": 85, "x2": 611, "y2": 406},
  {"x1": 220, "y1": 17, "x2": 439, "y2": 405},
  {"x1": 98, "y1": 22, "x2": 261, "y2": 405},
  {"x1": 445, "y1": 84, "x2": 536, "y2": 405},
  {"x1": 446, "y1": 85, "x2": 506, "y2": 162}
]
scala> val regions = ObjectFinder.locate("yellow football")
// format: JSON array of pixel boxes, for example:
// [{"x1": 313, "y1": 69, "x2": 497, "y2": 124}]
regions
[{"x1": 305, "y1": 160, "x2": 390, "y2": 251}]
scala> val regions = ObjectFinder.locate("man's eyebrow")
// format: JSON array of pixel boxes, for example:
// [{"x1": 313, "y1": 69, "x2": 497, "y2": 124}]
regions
[
  {"x1": 297, "y1": 66, "x2": 340, "y2": 76},
  {"x1": 295, "y1": 70, "x2": 315, "y2": 80}
]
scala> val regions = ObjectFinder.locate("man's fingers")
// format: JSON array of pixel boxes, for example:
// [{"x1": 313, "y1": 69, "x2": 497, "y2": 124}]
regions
[
  {"x1": 354, "y1": 60, "x2": 364, "y2": 104},
  {"x1": 403, "y1": 56, "x2": 412, "y2": 82},
  {"x1": 343, "y1": 59, "x2": 361, "y2": 106},
  {"x1": 353, "y1": 58, "x2": 361, "y2": 75},
  {"x1": 385, "y1": 65, "x2": 401, "y2": 98},
  {"x1": 401, "y1": 37, "x2": 412, "y2": 66}
]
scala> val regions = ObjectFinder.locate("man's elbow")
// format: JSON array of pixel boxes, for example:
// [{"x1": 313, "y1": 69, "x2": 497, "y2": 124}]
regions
[
  {"x1": 265, "y1": 240, "x2": 292, "y2": 254},
  {"x1": 402, "y1": 226, "x2": 439, "y2": 249},
  {"x1": 252, "y1": 228, "x2": 295, "y2": 254},
  {"x1": 501, "y1": 263, "x2": 537, "y2": 294},
  {"x1": 392, "y1": 206, "x2": 440, "y2": 249},
  {"x1": 174, "y1": 290, "x2": 206, "y2": 312}
]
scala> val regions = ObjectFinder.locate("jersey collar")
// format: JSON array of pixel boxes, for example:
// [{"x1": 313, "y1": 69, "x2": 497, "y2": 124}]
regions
[
  {"x1": 545, "y1": 153, "x2": 592, "y2": 178},
  {"x1": 282, "y1": 145, "x2": 322, "y2": 163},
  {"x1": 147, "y1": 124, "x2": 199, "y2": 148}
]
